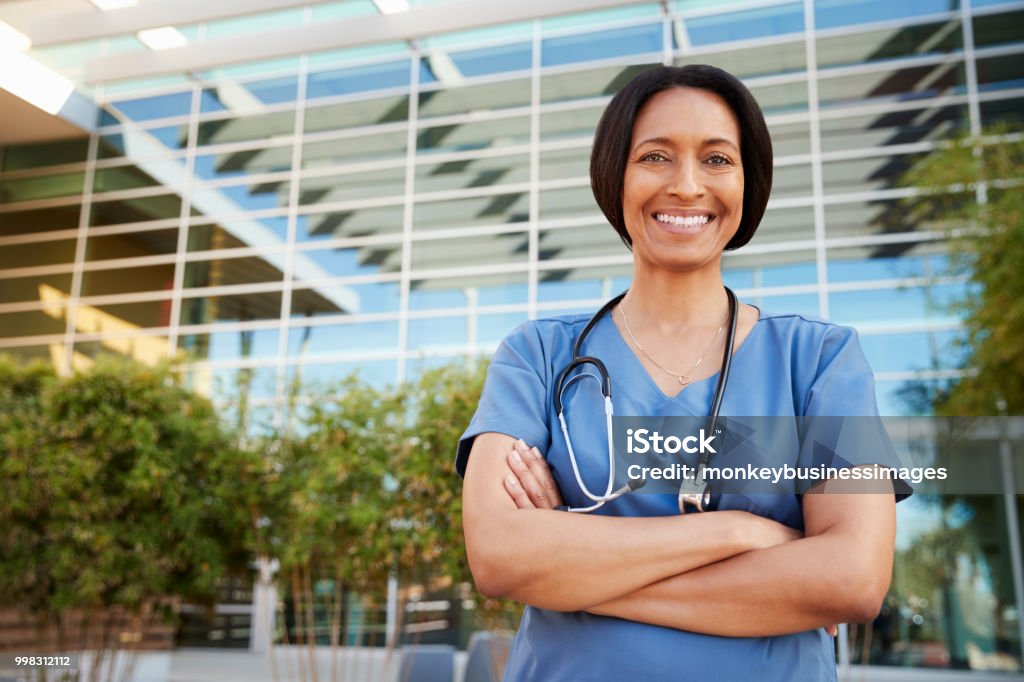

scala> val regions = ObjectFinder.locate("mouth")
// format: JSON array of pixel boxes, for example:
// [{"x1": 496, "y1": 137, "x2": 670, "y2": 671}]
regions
[{"x1": 652, "y1": 212, "x2": 716, "y2": 232}]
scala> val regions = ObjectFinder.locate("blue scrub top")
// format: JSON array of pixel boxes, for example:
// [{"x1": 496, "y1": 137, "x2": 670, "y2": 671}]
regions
[{"x1": 457, "y1": 308, "x2": 901, "y2": 682}]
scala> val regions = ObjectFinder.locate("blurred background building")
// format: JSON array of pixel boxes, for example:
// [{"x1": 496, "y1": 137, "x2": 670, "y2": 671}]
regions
[{"x1": 0, "y1": 0, "x2": 1022, "y2": 677}]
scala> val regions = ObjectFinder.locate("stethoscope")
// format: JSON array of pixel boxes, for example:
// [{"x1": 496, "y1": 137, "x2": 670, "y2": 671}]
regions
[{"x1": 553, "y1": 287, "x2": 738, "y2": 514}]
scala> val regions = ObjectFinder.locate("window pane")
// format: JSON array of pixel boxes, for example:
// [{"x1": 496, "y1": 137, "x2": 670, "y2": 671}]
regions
[
  {"x1": 97, "y1": 124, "x2": 190, "y2": 160},
  {"x1": 0, "y1": 344, "x2": 61, "y2": 364},
  {"x1": 770, "y1": 120, "x2": 812, "y2": 157},
  {"x1": 419, "y1": 77, "x2": 531, "y2": 119},
  {"x1": 824, "y1": 197, "x2": 965, "y2": 240},
  {"x1": 108, "y1": 90, "x2": 193, "y2": 122},
  {"x1": 772, "y1": 163, "x2": 813, "y2": 199},
  {"x1": 829, "y1": 282, "x2": 965, "y2": 326},
  {"x1": 411, "y1": 232, "x2": 528, "y2": 271},
  {"x1": 539, "y1": 224, "x2": 624, "y2": 261},
  {"x1": 75, "y1": 298, "x2": 172, "y2": 330},
  {"x1": 86, "y1": 228, "x2": 179, "y2": 262},
  {"x1": 184, "y1": 255, "x2": 287, "y2": 288},
  {"x1": 678, "y1": 40, "x2": 806, "y2": 79},
  {"x1": 747, "y1": 79, "x2": 808, "y2": 115},
  {"x1": 980, "y1": 96, "x2": 1024, "y2": 128},
  {"x1": 0, "y1": 272, "x2": 73, "y2": 305},
  {"x1": 304, "y1": 95, "x2": 409, "y2": 134},
  {"x1": 537, "y1": 263, "x2": 631, "y2": 303},
  {"x1": 179, "y1": 328, "x2": 280, "y2": 361},
  {"x1": 0, "y1": 310, "x2": 67, "y2": 337},
  {"x1": 188, "y1": 216, "x2": 288, "y2": 253},
  {"x1": 827, "y1": 243, "x2": 953, "y2": 282},
  {"x1": 290, "y1": 280, "x2": 401, "y2": 316},
  {"x1": 297, "y1": 203, "x2": 403, "y2": 242},
  {"x1": 0, "y1": 239, "x2": 76, "y2": 269},
  {"x1": 445, "y1": 42, "x2": 532, "y2": 78},
  {"x1": 541, "y1": 24, "x2": 663, "y2": 67},
  {"x1": 417, "y1": 153, "x2": 530, "y2": 193},
  {"x1": 409, "y1": 272, "x2": 528, "y2": 310},
  {"x1": 540, "y1": 105, "x2": 604, "y2": 142},
  {"x1": 817, "y1": 62, "x2": 967, "y2": 109},
  {"x1": 814, "y1": 0, "x2": 959, "y2": 31},
  {"x1": 973, "y1": 9, "x2": 1024, "y2": 49},
  {"x1": 755, "y1": 205, "x2": 815, "y2": 244},
  {"x1": 722, "y1": 249, "x2": 818, "y2": 288},
  {"x1": 859, "y1": 328, "x2": 966, "y2": 372},
  {"x1": 414, "y1": 191, "x2": 528, "y2": 232},
  {"x1": 747, "y1": 292, "x2": 819, "y2": 317},
  {"x1": 182, "y1": 290, "x2": 283, "y2": 324},
  {"x1": 540, "y1": 147, "x2": 590, "y2": 182},
  {"x1": 819, "y1": 104, "x2": 969, "y2": 153},
  {"x1": 822, "y1": 151, "x2": 926, "y2": 195},
  {"x1": 196, "y1": 109, "x2": 296, "y2": 147},
  {"x1": 816, "y1": 19, "x2": 963, "y2": 71},
  {"x1": 681, "y1": 3, "x2": 803, "y2": 47},
  {"x1": 541, "y1": 62, "x2": 658, "y2": 104},
  {"x1": 2, "y1": 138, "x2": 89, "y2": 172},
  {"x1": 90, "y1": 194, "x2": 184, "y2": 227},
  {"x1": 195, "y1": 143, "x2": 293, "y2": 182},
  {"x1": 286, "y1": 359, "x2": 397, "y2": 392},
  {"x1": 199, "y1": 74, "x2": 300, "y2": 113},
  {"x1": 81, "y1": 264, "x2": 175, "y2": 296},
  {"x1": 1, "y1": 172, "x2": 86, "y2": 204},
  {"x1": 0, "y1": 204, "x2": 81, "y2": 238},
  {"x1": 189, "y1": 366, "x2": 277, "y2": 401},
  {"x1": 976, "y1": 52, "x2": 1024, "y2": 92},
  {"x1": 417, "y1": 115, "x2": 531, "y2": 154},
  {"x1": 288, "y1": 320, "x2": 399, "y2": 357},
  {"x1": 300, "y1": 166, "x2": 405, "y2": 205},
  {"x1": 301, "y1": 129, "x2": 407, "y2": 169},
  {"x1": 296, "y1": 242, "x2": 402, "y2": 279},
  {"x1": 538, "y1": 185, "x2": 600, "y2": 222},
  {"x1": 407, "y1": 315, "x2": 468, "y2": 350},
  {"x1": 307, "y1": 60, "x2": 411, "y2": 100},
  {"x1": 93, "y1": 165, "x2": 172, "y2": 193},
  {"x1": 194, "y1": 178, "x2": 291, "y2": 214}
]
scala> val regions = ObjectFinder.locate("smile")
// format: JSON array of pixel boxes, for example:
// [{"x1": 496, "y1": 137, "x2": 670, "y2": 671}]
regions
[{"x1": 654, "y1": 213, "x2": 715, "y2": 228}]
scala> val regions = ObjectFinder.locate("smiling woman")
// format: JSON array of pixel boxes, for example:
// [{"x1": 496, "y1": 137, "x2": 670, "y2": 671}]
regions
[{"x1": 457, "y1": 65, "x2": 905, "y2": 681}]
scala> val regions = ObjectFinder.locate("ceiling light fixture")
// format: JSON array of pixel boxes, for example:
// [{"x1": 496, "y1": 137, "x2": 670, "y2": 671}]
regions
[
  {"x1": 373, "y1": 0, "x2": 411, "y2": 15},
  {"x1": 0, "y1": 20, "x2": 31, "y2": 52},
  {"x1": 0, "y1": 49, "x2": 74, "y2": 114},
  {"x1": 137, "y1": 26, "x2": 188, "y2": 51}
]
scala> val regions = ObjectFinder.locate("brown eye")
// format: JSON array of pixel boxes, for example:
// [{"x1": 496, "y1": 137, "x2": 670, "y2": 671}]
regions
[
  {"x1": 706, "y1": 153, "x2": 733, "y2": 166},
  {"x1": 640, "y1": 152, "x2": 669, "y2": 163}
]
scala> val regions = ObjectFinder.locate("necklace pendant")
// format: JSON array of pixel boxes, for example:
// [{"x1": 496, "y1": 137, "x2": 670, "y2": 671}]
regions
[{"x1": 678, "y1": 375, "x2": 691, "y2": 386}]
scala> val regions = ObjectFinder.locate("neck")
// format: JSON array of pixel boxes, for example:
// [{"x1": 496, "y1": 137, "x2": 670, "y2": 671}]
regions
[{"x1": 622, "y1": 262, "x2": 729, "y2": 334}]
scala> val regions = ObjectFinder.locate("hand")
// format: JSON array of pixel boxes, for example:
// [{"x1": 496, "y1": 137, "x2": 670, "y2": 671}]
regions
[{"x1": 503, "y1": 439, "x2": 564, "y2": 510}]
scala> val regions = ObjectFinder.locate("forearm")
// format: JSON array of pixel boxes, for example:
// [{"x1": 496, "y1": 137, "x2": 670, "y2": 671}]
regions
[{"x1": 590, "y1": 494, "x2": 895, "y2": 637}]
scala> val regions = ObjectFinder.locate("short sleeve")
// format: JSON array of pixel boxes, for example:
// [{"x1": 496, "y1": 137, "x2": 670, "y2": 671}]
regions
[
  {"x1": 455, "y1": 321, "x2": 552, "y2": 478},
  {"x1": 799, "y1": 325, "x2": 912, "y2": 501}
]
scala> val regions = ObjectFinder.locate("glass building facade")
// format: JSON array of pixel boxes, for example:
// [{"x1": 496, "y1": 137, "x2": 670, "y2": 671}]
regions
[{"x1": 1, "y1": 0, "x2": 1023, "y2": 675}]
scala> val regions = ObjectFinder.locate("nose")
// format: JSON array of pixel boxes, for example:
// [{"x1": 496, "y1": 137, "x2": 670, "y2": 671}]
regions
[{"x1": 668, "y1": 158, "x2": 704, "y2": 199}]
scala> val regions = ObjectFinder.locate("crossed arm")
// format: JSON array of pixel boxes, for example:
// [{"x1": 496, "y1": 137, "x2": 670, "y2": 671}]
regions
[{"x1": 462, "y1": 432, "x2": 896, "y2": 637}]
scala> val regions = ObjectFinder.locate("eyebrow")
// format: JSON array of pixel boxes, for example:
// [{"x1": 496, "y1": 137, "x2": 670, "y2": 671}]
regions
[{"x1": 633, "y1": 136, "x2": 740, "y2": 153}]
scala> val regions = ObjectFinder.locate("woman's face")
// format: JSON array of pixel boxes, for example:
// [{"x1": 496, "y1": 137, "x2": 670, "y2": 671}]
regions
[{"x1": 622, "y1": 86, "x2": 744, "y2": 274}]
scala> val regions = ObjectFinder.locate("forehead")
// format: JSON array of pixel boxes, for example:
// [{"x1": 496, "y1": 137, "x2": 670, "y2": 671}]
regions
[{"x1": 631, "y1": 87, "x2": 741, "y2": 147}]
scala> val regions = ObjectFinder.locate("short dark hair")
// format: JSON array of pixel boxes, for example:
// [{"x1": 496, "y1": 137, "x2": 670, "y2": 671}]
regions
[{"x1": 590, "y1": 64, "x2": 773, "y2": 251}]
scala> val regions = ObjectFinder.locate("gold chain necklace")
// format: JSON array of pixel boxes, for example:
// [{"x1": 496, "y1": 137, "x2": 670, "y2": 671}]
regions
[{"x1": 619, "y1": 300, "x2": 727, "y2": 386}]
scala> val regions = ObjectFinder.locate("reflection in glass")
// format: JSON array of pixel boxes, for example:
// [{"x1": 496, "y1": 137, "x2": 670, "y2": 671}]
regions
[
  {"x1": 772, "y1": 163, "x2": 813, "y2": 199},
  {"x1": 829, "y1": 282, "x2": 967, "y2": 326},
  {"x1": 2, "y1": 138, "x2": 89, "y2": 172},
  {"x1": 296, "y1": 203, "x2": 404, "y2": 242},
  {"x1": 180, "y1": 328, "x2": 280, "y2": 361},
  {"x1": 980, "y1": 97, "x2": 1024, "y2": 128},
  {"x1": 1, "y1": 172, "x2": 85, "y2": 204},
  {"x1": 200, "y1": 75, "x2": 299, "y2": 113},
  {"x1": 541, "y1": 63, "x2": 658, "y2": 104},
  {"x1": 93, "y1": 165, "x2": 167, "y2": 193},
  {"x1": 74, "y1": 298, "x2": 173, "y2": 331},
  {"x1": 411, "y1": 231, "x2": 529, "y2": 271},
  {"x1": 682, "y1": 3, "x2": 803, "y2": 47},
  {"x1": 824, "y1": 197, "x2": 965, "y2": 240},
  {"x1": 818, "y1": 62, "x2": 967, "y2": 108},
  {"x1": 290, "y1": 280, "x2": 400, "y2": 316},
  {"x1": 0, "y1": 239, "x2": 76, "y2": 269},
  {"x1": 444, "y1": 42, "x2": 532, "y2": 78},
  {"x1": 81, "y1": 264, "x2": 175, "y2": 296},
  {"x1": 304, "y1": 95, "x2": 409, "y2": 134},
  {"x1": 538, "y1": 185, "x2": 600, "y2": 222},
  {"x1": 828, "y1": 243, "x2": 953, "y2": 282},
  {"x1": 90, "y1": 194, "x2": 185, "y2": 227},
  {"x1": 540, "y1": 106, "x2": 604, "y2": 142},
  {"x1": 723, "y1": 250, "x2": 818, "y2": 288},
  {"x1": 859, "y1": 328, "x2": 967, "y2": 372},
  {"x1": 287, "y1": 320, "x2": 400, "y2": 357},
  {"x1": 973, "y1": 10, "x2": 1024, "y2": 49},
  {"x1": 407, "y1": 315, "x2": 467, "y2": 350},
  {"x1": 817, "y1": 20, "x2": 963, "y2": 71},
  {"x1": 822, "y1": 152, "x2": 927, "y2": 195},
  {"x1": 300, "y1": 166, "x2": 405, "y2": 205},
  {"x1": 417, "y1": 154, "x2": 529, "y2": 193},
  {"x1": 820, "y1": 105, "x2": 968, "y2": 153},
  {"x1": 677, "y1": 40, "x2": 806, "y2": 79},
  {"x1": 184, "y1": 255, "x2": 288, "y2": 288},
  {"x1": 307, "y1": 60, "x2": 411, "y2": 100},
  {"x1": 417, "y1": 116, "x2": 531, "y2": 154},
  {"x1": 109, "y1": 90, "x2": 193, "y2": 122},
  {"x1": 97, "y1": 125, "x2": 189, "y2": 160},
  {"x1": 542, "y1": 24, "x2": 662, "y2": 67},
  {"x1": 0, "y1": 344, "x2": 59, "y2": 365},
  {"x1": 746, "y1": 79, "x2": 808, "y2": 114},
  {"x1": 537, "y1": 264, "x2": 631, "y2": 303},
  {"x1": 754, "y1": 206, "x2": 815, "y2": 243},
  {"x1": 0, "y1": 310, "x2": 67, "y2": 337},
  {"x1": 182, "y1": 290, "x2": 283, "y2": 324},
  {"x1": 0, "y1": 273, "x2": 73, "y2": 305},
  {"x1": 814, "y1": 0, "x2": 959, "y2": 30},
  {"x1": 194, "y1": 144, "x2": 293, "y2": 182},
  {"x1": 538, "y1": 224, "x2": 624, "y2": 261},
  {"x1": 189, "y1": 216, "x2": 288, "y2": 252},
  {"x1": 409, "y1": 272, "x2": 528, "y2": 310},
  {"x1": 86, "y1": 229, "x2": 179, "y2": 262},
  {"x1": 976, "y1": 53, "x2": 1024, "y2": 92},
  {"x1": 414, "y1": 191, "x2": 529, "y2": 231},
  {"x1": 196, "y1": 109, "x2": 296, "y2": 147},
  {"x1": 301, "y1": 129, "x2": 407, "y2": 169},
  {"x1": 0, "y1": 204, "x2": 81, "y2": 238},
  {"x1": 747, "y1": 292, "x2": 818, "y2": 317},
  {"x1": 419, "y1": 78, "x2": 531, "y2": 119},
  {"x1": 769, "y1": 121, "x2": 812, "y2": 157},
  {"x1": 188, "y1": 366, "x2": 277, "y2": 402},
  {"x1": 286, "y1": 359, "x2": 397, "y2": 392},
  {"x1": 197, "y1": 178, "x2": 290, "y2": 214},
  {"x1": 540, "y1": 147, "x2": 590, "y2": 182}
]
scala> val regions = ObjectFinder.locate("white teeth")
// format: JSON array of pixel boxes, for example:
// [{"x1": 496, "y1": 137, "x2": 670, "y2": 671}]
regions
[{"x1": 655, "y1": 213, "x2": 711, "y2": 227}]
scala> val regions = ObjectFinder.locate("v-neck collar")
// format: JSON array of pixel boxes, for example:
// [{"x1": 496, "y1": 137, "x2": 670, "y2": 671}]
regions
[{"x1": 599, "y1": 306, "x2": 764, "y2": 405}]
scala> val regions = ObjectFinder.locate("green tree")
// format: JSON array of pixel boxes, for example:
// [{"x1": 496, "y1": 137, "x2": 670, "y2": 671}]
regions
[{"x1": 900, "y1": 128, "x2": 1024, "y2": 415}]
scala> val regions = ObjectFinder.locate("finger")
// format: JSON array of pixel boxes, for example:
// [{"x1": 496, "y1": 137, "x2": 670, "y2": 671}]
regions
[
  {"x1": 503, "y1": 473, "x2": 534, "y2": 509},
  {"x1": 526, "y1": 446, "x2": 563, "y2": 508},
  {"x1": 825, "y1": 624, "x2": 838, "y2": 637},
  {"x1": 508, "y1": 445, "x2": 553, "y2": 509}
]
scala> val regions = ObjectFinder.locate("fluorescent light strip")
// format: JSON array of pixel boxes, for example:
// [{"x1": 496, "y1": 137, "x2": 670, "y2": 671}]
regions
[
  {"x1": 0, "y1": 20, "x2": 31, "y2": 52},
  {"x1": 0, "y1": 49, "x2": 74, "y2": 114},
  {"x1": 137, "y1": 26, "x2": 189, "y2": 51},
  {"x1": 89, "y1": 0, "x2": 139, "y2": 10}
]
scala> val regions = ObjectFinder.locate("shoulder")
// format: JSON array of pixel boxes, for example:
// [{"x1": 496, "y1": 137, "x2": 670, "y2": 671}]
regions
[
  {"x1": 500, "y1": 312, "x2": 592, "y2": 352},
  {"x1": 757, "y1": 310, "x2": 862, "y2": 353}
]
